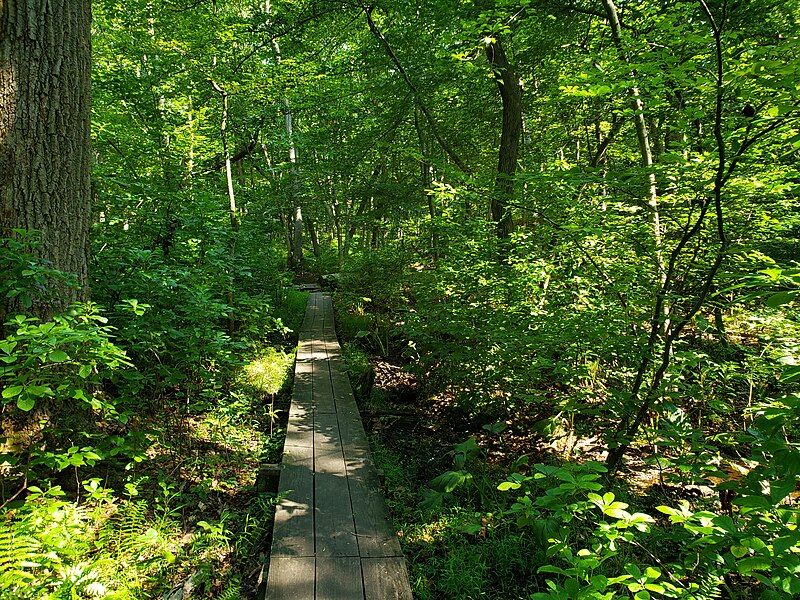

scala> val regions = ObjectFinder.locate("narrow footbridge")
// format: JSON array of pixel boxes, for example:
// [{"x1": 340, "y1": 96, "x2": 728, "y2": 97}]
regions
[{"x1": 264, "y1": 292, "x2": 412, "y2": 599}]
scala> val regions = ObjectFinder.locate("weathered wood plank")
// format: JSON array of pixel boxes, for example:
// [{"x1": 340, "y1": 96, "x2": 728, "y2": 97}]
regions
[
  {"x1": 361, "y1": 558, "x2": 413, "y2": 600},
  {"x1": 265, "y1": 556, "x2": 315, "y2": 599},
  {"x1": 347, "y1": 458, "x2": 403, "y2": 557},
  {"x1": 267, "y1": 291, "x2": 410, "y2": 598},
  {"x1": 271, "y1": 445, "x2": 314, "y2": 558},
  {"x1": 316, "y1": 557, "x2": 364, "y2": 600},
  {"x1": 314, "y1": 411, "x2": 342, "y2": 455},
  {"x1": 313, "y1": 364, "x2": 336, "y2": 414},
  {"x1": 284, "y1": 414, "x2": 314, "y2": 448},
  {"x1": 338, "y1": 414, "x2": 371, "y2": 463},
  {"x1": 293, "y1": 359, "x2": 314, "y2": 409},
  {"x1": 315, "y1": 471, "x2": 358, "y2": 557}
]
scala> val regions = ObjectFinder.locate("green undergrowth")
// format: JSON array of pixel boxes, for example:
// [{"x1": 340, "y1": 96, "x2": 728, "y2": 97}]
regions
[
  {"x1": 369, "y1": 434, "x2": 549, "y2": 599},
  {"x1": 1, "y1": 239, "x2": 306, "y2": 599},
  {"x1": 335, "y1": 244, "x2": 800, "y2": 600},
  {"x1": 1, "y1": 345, "x2": 297, "y2": 599}
]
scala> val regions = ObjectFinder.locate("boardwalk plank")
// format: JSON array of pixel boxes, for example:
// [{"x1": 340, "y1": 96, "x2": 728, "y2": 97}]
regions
[
  {"x1": 284, "y1": 414, "x2": 313, "y2": 448},
  {"x1": 315, "y1": 472, "x2": 358, "y2": 557},
  {"x1": 266, "y1": 557, "x2": 315, "y2": 599},
  {"x1": 266, "y1": 291, "x2": 409, "y2": 598},
  {"x1": 314, "y1": 411, "x2": 343, "y2": 456},
  {"x1": 316, "y1": 557, "x2": 364, "y2": 600},
  {"x1": 347, "y1": 458, "x2": 402, "y2": 557},
  {"x1": 361, "y1": 558, "x2": 413, "y2": 600},
  {"x1": 271, "y1": 445, "x2": 314, "y2": 558}
]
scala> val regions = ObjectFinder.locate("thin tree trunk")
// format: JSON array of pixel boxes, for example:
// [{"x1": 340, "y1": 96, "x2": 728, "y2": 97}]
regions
[
  {"x1": 292, "y1": 206, "x2": 303, "y2": 269},
  {"x1": 414, "y1": 106, "x2": 438, "y2": 259},
  {"x1": 0, "y1": 0, "x2": 92, "y2": 319},
  {"x1": 601, "y1": 0, "x2": 665, "y2": 292},
  {"x1": 211, "y1": 81, "x2": 239, "y2": 231},
  {"x1": 307, "y1": 217, "x2": 320, "y2": 259},
  {"x1": 605, "y1": 1, "x2": 755, "y2": 473},
  {"x1": 273, "y1": 52, "x2": 302, "y2": 269},
  {"x1": 210, "y1": 80, "x2": 238, "y2": 335},
  {"x1": 364, "y1": 6, "x2": 470, "y2": 175},
  {"x1": 486, "y1": 36, "x2": 521, "y2": 242}
]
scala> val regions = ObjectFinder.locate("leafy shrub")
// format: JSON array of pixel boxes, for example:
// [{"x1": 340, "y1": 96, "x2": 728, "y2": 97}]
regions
[
  {"x1": 1, "y1": 303, "x2": 132, "y2": 486},
  {"x1": 0, "y1": 232, "x2": 76, "y2": 322}
]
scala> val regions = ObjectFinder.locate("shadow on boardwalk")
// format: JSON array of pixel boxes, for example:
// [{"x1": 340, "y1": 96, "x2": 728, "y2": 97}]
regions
[{"x1": 262, "y1": 292, "x2": 412, "y2": 600}]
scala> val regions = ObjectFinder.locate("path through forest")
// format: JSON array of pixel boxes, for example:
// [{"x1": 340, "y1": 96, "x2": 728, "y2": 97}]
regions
[{"x1": 264, "y1": 292, "x2": 412, "y2": 599}]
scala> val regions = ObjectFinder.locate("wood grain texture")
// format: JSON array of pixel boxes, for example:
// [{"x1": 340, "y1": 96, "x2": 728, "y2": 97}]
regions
[
  {"x1": 266, "y1": 557, "x2": 315, "y2": 599},
  {"x1": 361, "y1": 558, "x2": 413, "y2": 600},
  {"x1": 316, "y1": 557, "x2": 364, "y2": 600},
  {"x1": 271, "y1": 452, "x2": 314, "y2": 557}
]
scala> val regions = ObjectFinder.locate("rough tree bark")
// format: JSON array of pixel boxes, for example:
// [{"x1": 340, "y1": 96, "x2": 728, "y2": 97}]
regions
[{"x1": 0, "y1": 0, "x2": 93, "y2": 316}]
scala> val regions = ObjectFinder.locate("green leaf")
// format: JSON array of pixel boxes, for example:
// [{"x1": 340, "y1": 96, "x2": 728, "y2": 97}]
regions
[
  {"x1": 498, "y1": 481, "x2": 520, "y2": 491},
  {"x1": 766, "y1": 291, "x2": 796, "y2": 308},
  {"x1": 773, "y1": 535, "x2": 799, "y2": 554},
  {"x1": 625, "y1": 564, "x2": 642, "y2": 578},
  {"x1": 731, "y1": 545, "x2": 748, "y2": 558},
  {"x1": 780, "y1": 365, "x2": 800, "y2": 383},
  {"x1": 429, "y1": 470, "x2": 471, "y2": 493},
  {"x1": 17, "y1": 395, "x2": 35, "y2": 411},
  {"x1": 644, "y1": 567, "x2": 661, "y2": 580},
  {"x1": 2, "y1": 385, "x2": 23, "y2": 398},
  {"x1": 737, "y1": 557, "x2": 771, "y2": 574},
  {"x1": 538, "y1": 565, "x2": 569, "y2": 576},
  {"x1": 770, "y1": 477, "x2": 798, "y2": 503},
  {"x1": 49, "y1": 350, "x2": 69, "y2": 363}
]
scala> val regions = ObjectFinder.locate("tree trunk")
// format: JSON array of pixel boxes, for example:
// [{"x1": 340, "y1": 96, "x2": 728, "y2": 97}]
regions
[
  {"x1": 291, "y1": 206, "x2": 303, "y2": 270},
  {"x1": 601, "y1": 0, "x2": 665, "y2": 293},
  {"x1": 211, "y1": 81, "x2": 239, "y2": 231},
  {"x1": 414, "y1": 106, "x2": 438, "y2": 260},
  {"x1": 307, "y1": 217, "x2": 320, "y2": 259},
  {"x1": 0, "y1": 0, "x2": 92, "y2": 317},
  {"x1": 486, "y1": 36, "x2": 521, "y2": 242}
]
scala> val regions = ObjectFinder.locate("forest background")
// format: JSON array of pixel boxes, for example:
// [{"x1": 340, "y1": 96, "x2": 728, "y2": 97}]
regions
[{"x1": 1, "y1": 0, "x2": 800, "y2": 598}]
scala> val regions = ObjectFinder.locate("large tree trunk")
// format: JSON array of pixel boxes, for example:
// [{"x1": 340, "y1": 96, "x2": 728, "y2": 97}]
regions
[
  {"x1": 0, "y1": 0, "x2": 93, "y2": 317},
  {"x1": 486, "y1": 36, "x2": 521, "y2": 242}
]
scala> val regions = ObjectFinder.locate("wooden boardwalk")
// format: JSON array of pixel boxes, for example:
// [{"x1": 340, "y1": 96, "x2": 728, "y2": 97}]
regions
[{"x1": 264, "y1": 292, "x2": 412, "y2": 600}]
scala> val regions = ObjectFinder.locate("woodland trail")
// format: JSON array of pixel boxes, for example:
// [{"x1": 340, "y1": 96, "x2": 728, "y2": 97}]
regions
[{"x1": 263, "y1": 291, "x2": 412, "y2": 599}]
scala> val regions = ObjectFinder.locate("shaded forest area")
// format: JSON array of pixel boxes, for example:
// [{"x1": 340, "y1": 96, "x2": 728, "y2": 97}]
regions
[{"x1": 2, "y1": 0, "x2": 800, "y2": 598}]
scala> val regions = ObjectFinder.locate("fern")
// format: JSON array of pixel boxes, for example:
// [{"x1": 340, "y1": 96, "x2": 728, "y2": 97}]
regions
[
  {"x1": 97, "y1": 499, "x2": 149, "y2": 558},
  {"x1": 0, "y1": 526, "x2": 46, "y2": 594},
  {"x1": 218, "y1": 577, "x2": 242, "y2": 600}
]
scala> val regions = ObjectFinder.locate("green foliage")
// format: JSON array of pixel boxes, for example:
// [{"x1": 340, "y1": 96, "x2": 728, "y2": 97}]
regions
[
  {"x1": 244, "y1": 348, "x2": 294, "y2": 396},
  {"x1": 336, "y1": 247, "x2": 409, "y2": 356},
  {"x1": 1, "y1": 306, "x2": 129, "y2": 415},
  {"x1": 0, "y1": 485, "x2": 172, "y2": 599},
  {"x1": 1, "y1": 303, "x2": 133, "y2": 487},
  {"x1": 6, "y1": 0, "x2": 800, "y2": 596}
]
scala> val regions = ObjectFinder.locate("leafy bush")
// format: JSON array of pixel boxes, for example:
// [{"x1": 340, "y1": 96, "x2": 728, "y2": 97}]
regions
[{"x1": 1, "y1": 303, "x2": 133, "y2": 487}]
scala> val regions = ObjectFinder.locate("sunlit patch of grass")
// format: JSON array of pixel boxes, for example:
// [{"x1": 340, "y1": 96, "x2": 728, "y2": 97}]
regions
[{"x1": 244, "y1": 348, "x2": 295, "y2": 396}]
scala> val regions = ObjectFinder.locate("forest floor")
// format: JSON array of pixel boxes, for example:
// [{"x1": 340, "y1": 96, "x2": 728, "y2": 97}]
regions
[{"x1": 342, "y1": 349, "x2": 721, "y2": 598}]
